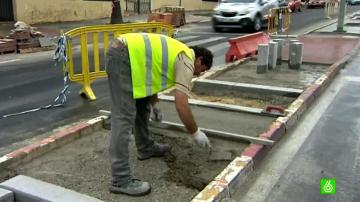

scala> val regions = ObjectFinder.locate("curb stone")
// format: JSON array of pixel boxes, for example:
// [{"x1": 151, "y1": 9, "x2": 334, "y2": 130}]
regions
[
  {"x1": 0, "y1": 116, "x2": 107, "y2": 170},
  {"x1": 191, "y1": 156, "x2": 253, "y2": 202}
]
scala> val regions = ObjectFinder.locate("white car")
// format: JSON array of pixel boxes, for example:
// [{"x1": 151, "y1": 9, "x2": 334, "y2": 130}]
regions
[{"x1": 212, "y1": 0, "x2": 279, "y2": 32}]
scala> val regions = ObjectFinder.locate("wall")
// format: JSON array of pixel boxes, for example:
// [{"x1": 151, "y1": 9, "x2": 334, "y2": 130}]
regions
[
  {"x1": 151, "y1": 0, "x2": 218, "y2": 11},
  {"x1": 12, "y1": 0, "x2": 217, "y2": 24},
  {"x1": 13, "y1": 0, "x2": 115, "y2": 24}
]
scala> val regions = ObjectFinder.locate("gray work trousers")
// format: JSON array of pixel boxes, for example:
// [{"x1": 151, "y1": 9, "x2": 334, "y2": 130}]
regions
[{"x1": 106, "y1": 42, "x2": 155, "y2": 185}]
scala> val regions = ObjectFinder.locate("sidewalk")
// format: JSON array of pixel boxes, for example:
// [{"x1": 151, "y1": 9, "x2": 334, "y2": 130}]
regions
[
  {"x1": 0, "y1": 12, "x2": 211, "y2": 39},
  {"x1": 313, "y1": 11, "x2": 360, "y2": 35}
]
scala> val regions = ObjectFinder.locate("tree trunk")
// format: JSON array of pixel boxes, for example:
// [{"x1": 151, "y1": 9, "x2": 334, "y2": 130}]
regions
[{"x1": 110, "y1": 0, "x2": 123, "y2": 24}]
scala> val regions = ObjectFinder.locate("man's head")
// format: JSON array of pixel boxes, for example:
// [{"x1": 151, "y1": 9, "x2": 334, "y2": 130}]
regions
[{"x1": 191, "y1": 46, "x2": 213, "y2": 76}]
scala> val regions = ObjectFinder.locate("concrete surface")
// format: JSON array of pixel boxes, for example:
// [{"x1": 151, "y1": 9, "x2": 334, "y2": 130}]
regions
[
  {"x1": 231, "y1": 46, "x2": 360, "y2": 202},
  {"x1": 214, "y1": 59, "x2": 329, "y2": 90},
  {"x1": 193, "y1": 79, "x2": 302, "y2": 97},
  {"x1": 0, "y1": 188, "x2": 13, "y2": 202},
  {"x1": 158, "y1": 101, "x2": 274, "y2": 136},
  {"x1": 191, "y1": 93, "x2": 294, "y2": 109},
  {"x1": 2, "y1": 128, "x2": 248, "y2": 202},
  {"x1": 0, "y1": 175, "x2": 103, "y2": 202}
]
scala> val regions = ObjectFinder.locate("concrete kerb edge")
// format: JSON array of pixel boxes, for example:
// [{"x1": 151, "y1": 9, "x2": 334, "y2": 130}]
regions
[
  {"x1": 302, "y1": 20, "x2": 337, "y2": 35},
  {"x1": 0, "y1": 115, "x2": 108, "y2": 171},
  {"x1": 191, "y1": 156, "x2": 253, "y2": 202}
]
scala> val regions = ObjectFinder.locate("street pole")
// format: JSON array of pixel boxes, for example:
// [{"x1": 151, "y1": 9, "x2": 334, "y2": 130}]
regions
[
  {"x1": 336, "y1": 0, "x2": 346, "y2": 32},
  {"x1": 179, "y1": 0, "x2": 182, "y2": 6}
]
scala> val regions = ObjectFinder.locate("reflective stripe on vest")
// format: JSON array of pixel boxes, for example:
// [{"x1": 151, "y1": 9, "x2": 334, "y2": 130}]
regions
[{"x1": 120, "y1": 33, "x2": 194, "y2": 99}]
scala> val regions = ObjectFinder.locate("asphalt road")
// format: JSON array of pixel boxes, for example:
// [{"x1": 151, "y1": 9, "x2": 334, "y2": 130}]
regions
[{"x1": 0, "y1": 6, "x2": 359, "y2": 153}]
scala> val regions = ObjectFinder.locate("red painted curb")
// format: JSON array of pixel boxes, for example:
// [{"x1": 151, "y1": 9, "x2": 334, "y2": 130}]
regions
[
  {"x1": 0, "y1": 120, "x2": 98, "y2": 169},
  {"x1": 308, "y1": 83, "x2": 322, "y2": 99},
  {"x1": 260, "y1": 121, "x2": 286, "y2": 142},
  {"x1": 241, "y1": 142, "x2": 269, "y2": 168},
  {"x1": 298, "y1": 85, "x2": 317, "y2": 107}
]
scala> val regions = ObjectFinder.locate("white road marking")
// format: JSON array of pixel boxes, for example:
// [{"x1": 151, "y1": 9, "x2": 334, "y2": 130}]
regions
[
  {"x1": 0, "y1": 59, "x2": 21, "y2": 64},
  {"x1": 344, "y1": 76, "x2": 360, "y2": 83},
  {"x1": 175, "y1": 36, "x2": 199, "y2": 41},
  {"x1": 208, "y1": 42, "x2": 230, "y2": 53},
  {"x1": 186, "y1": 37, "x2": 226, "y2": 46}
]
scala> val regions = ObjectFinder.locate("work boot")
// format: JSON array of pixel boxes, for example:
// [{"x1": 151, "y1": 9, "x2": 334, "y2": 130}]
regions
[
  {"x1": 109, "y1": 179, "x2": 151, "y2": 196},
  {"x1": 138, "y1": 142, "x2": 171, "y2": 160}
]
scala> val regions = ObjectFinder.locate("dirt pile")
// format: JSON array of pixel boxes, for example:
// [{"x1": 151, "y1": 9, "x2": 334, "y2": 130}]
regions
[{"x1": 155, "y1": 133, "x2": 234, "y2": 190}]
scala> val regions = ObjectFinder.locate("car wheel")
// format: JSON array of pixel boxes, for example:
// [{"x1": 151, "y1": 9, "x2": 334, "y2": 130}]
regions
[{"x1": 253, "y1": 16, "x2": 262, "y2": 32}]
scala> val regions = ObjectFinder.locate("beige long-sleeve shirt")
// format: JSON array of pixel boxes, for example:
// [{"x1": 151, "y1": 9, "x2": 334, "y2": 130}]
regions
[{"x1": 174, "y1": 50, "x2": 195, "y2": 96}]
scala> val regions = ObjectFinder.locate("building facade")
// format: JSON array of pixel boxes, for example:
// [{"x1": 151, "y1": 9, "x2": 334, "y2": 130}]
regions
[{"x1": 0, "y1": 0, "x2": 217, "y2": 24}]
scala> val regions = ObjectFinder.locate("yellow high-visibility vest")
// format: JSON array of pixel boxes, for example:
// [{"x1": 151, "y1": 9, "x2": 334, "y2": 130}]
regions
[{"x1": 119, "y1": 33, "x2": 194, "y2": 99}]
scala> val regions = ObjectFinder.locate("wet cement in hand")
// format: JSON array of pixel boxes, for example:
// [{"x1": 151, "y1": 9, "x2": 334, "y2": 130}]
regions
[{"x1": 155, "y1": 133, "x2": 238, "y2": 191}]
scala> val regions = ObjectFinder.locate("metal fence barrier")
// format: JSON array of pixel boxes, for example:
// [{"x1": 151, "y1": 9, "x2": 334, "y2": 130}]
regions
[
  {"x1": 325, "y1": 0, "x2": 343, "y2": 19},
  {"x1": 325, "y1": 0, "x2": 338, "y2": 19},
  {"x1": 64, "y1": 22, "x2": 174, "y2": 100},
  {"x1": 268, "y1": 7, "x2": 291, "y2": 35}
]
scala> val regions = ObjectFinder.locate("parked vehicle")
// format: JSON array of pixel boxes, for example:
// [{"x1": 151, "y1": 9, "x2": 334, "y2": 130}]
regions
[
  {"x1": 288, "y1": 0, "x2": 302, "y2": 11},
  {"x1": 348, "y1": 0, "x2": 360, "y2": 5},
  {"x1": 212, "y1": 0, "x2": 279, "y2": 32},
  {"x1": 306, "y1": 0, "x2": 325, "y2": 8}
]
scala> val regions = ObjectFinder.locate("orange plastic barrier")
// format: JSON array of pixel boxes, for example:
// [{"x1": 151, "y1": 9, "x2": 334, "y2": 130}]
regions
[{"x1": 225, "y1": 32, "x2": 270, "y2": 63}]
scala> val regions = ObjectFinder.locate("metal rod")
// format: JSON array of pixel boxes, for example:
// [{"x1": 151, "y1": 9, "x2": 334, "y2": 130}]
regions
[
  {"x1": 158, "y1": 95, "x2": 264, "y2": 115},
  {"x1": 151, "y1": 120, "x2": 274, "y2": 146}
]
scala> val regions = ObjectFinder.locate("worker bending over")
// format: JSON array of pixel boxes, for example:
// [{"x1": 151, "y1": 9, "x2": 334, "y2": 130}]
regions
[{"x1": 106, "y1": 33, "x2": 213, "y2": 196}]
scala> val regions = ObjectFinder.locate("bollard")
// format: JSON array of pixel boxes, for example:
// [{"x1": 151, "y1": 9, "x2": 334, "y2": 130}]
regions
[
  {"x1": 273, "y1": 39, "x2": 284, "y2": 65},
  {"x1": 288, "y1": 39, "x2": 299, "y2": 66},
  {"x1": 257, "y1": 44, "x2": 269, "y2": 74},
  {"x1": 268, "y1": 41, "x2": 278, "y2": 70},
  {"x1": 289, "y1": 42, "x2": 304, "y2": 70}
]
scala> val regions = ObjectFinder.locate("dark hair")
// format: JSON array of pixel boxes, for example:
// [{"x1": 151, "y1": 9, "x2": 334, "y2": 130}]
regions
[{"x1": 190, "y1": 46, "x2": 213, "y2": 70}]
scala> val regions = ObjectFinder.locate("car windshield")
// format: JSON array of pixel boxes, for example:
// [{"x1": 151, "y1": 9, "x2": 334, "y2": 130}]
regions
[{"x1": 222, "y1": 0, "x2": 256, "y2": 3}]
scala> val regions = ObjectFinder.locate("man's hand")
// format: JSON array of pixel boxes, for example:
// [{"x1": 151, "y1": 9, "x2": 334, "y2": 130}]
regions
[{"x1": 192, "y1": 129, "x2": 211, "y2": 148}]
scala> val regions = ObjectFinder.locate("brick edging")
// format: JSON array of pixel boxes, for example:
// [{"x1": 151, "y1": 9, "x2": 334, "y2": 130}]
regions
[
  {"x1": 0, "y1": 116, "x2": 107, "y2": 170},
  {"x1": 191, "y1": 40, "x2": 360, "y2": 202}
]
